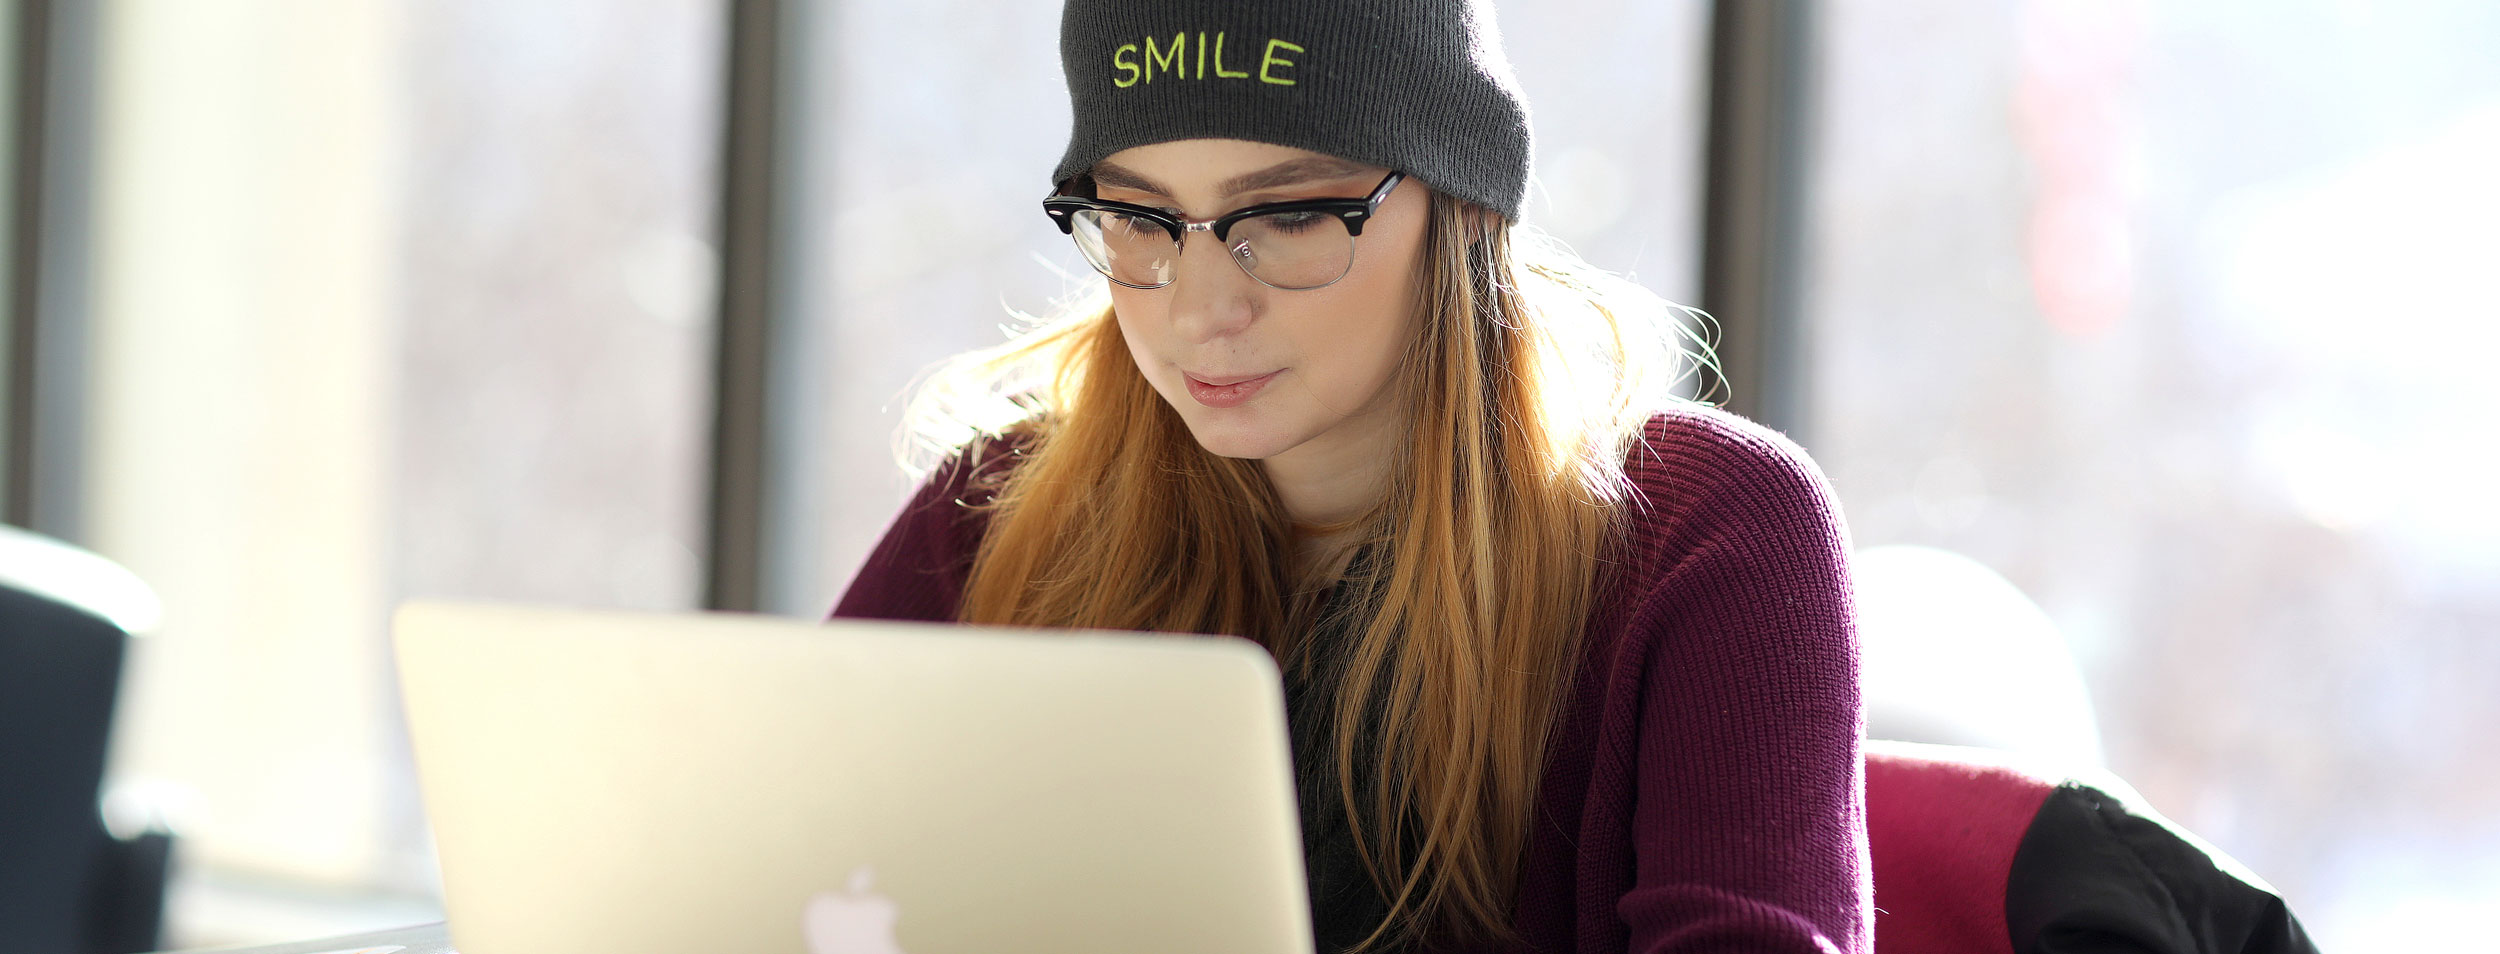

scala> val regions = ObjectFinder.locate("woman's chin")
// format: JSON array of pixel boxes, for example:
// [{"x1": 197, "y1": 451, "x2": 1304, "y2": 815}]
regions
[{"x1": 1174, "y1": 409, "x2": 1298, "y2": 461}]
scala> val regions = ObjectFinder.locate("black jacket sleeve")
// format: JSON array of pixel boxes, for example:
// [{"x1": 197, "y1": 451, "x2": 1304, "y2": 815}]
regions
[{"x1": 2006, "y1": 780, "x2": 2320, "y2": 954}]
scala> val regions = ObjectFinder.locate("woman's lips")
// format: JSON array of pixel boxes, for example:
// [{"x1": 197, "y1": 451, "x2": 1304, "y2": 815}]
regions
[{"x1": 1183, "y1": 369, "x2": 1281, "y2": 408}]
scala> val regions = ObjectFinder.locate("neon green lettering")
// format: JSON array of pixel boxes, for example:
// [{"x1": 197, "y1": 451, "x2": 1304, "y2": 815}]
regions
[
  {"x1": 1260, "y1": 39, "x2": 1302, "y2": 86},
  {"x1": 1112, "y1": 43, "x2": 1141, "y2": 88},
  {"x1": 1213, "y1": 32, "x2": 1249, "y2": 78},
  {"x1": 1145, "y1": 33, "x2": 1185, "y2": 83},
  {"x1": 1196, "y1": 31, "x2": 1207, "y2": 79}
]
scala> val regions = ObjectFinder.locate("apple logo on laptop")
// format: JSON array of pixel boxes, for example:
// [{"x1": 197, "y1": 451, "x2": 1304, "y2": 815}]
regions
[{"x1": 804, "y1": 864, "x2": 908, "y2": 954}]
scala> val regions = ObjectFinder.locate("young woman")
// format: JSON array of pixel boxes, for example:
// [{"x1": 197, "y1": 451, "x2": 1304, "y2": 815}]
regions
[{"x1": 833, "y1": 2, "x2": 1870, "y2": 952}]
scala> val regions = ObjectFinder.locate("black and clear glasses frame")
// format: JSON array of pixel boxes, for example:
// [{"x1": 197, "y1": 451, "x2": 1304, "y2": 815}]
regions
[{"x1": 1042, "y1": 169, "x2": 1405, "y2": 291}]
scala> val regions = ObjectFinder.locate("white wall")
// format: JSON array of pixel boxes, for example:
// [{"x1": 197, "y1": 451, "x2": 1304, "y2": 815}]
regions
[{"x1": 87, "y1": 0, "x2": 402, "y2": 905}]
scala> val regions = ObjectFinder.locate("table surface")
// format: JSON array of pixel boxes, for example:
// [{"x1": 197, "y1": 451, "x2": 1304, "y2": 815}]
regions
[{"x1": 158, "y1": 922, "x2": 454, "y2": 954}]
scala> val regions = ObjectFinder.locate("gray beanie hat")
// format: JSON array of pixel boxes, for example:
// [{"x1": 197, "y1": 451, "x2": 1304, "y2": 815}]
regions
[{"x1": 1052, "y1": 0, "x2": 1534, "y2": 222}]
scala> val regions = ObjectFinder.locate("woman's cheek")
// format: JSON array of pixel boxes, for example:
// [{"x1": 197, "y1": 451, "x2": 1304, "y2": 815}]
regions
[{"x1": 1110, "y1": 304, "x2": 1169, "y2": 393}]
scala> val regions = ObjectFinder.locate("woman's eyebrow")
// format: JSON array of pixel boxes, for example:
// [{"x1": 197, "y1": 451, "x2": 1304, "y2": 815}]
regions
[{"x1": 1090, "y1": 157, "x2": 1372, "y2": 200}]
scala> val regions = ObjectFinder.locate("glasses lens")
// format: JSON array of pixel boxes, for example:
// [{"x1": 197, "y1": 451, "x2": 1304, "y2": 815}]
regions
[
  {"x1": 1229, "y1": 210, "x2": 1353, "y2": 290},
  {"x1": 1070, "y1": 209, "x2": 1177, "y2": 287}
]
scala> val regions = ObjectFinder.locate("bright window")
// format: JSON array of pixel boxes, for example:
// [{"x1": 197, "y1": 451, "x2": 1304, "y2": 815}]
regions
[
  {"x1": 1808, "y1": 0, "x2": 2500, "y2": 944},
  {"x1": 85, "y1": 1, "x2": 723, "y2": 945}
]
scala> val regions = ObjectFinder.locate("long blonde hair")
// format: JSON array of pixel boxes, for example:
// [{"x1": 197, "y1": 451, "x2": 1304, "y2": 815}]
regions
[{"x1": 898, "y1": 187, "x2": 1714, "y2": 951}]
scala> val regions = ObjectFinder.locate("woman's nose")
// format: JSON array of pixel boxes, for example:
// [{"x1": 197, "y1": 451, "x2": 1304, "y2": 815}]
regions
[{"x1": 1163, "y1": 228, "x2": 1261, "y2": 344}]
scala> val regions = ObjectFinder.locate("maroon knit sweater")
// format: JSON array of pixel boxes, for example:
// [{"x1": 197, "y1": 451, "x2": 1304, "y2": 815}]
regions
[{"x1": 830, "y1": 406, "x2": 1872, "y2": 954}]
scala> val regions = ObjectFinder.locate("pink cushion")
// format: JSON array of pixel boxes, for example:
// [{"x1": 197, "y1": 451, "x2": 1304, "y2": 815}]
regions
[{"x1": 1864, "y1": 741, "x2": 2062, "y2": 954}]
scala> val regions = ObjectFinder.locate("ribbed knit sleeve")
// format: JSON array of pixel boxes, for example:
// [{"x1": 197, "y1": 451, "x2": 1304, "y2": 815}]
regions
[
  {"x1": 1607, "y1": 410, "x2": 1871, "y2": 954},
  {"x1": 827, "y1": 435, "x2": 1023, "y2": 623}
]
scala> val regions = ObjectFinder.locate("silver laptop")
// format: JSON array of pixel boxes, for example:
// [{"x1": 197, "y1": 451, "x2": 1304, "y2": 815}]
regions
[{"x1": 392, "y1": 600, "x2": 1316, "y2": 954}]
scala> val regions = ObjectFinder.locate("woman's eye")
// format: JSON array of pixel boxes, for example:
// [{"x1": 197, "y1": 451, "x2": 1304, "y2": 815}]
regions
[{"x1": 1263, "y1": 211, "x2": 1326, "y2": 232}]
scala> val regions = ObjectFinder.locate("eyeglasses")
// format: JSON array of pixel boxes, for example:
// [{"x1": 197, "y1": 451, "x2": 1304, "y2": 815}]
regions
[{"x1": 1042, "y1": 170, "x2": 1405, "y2": 291}]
